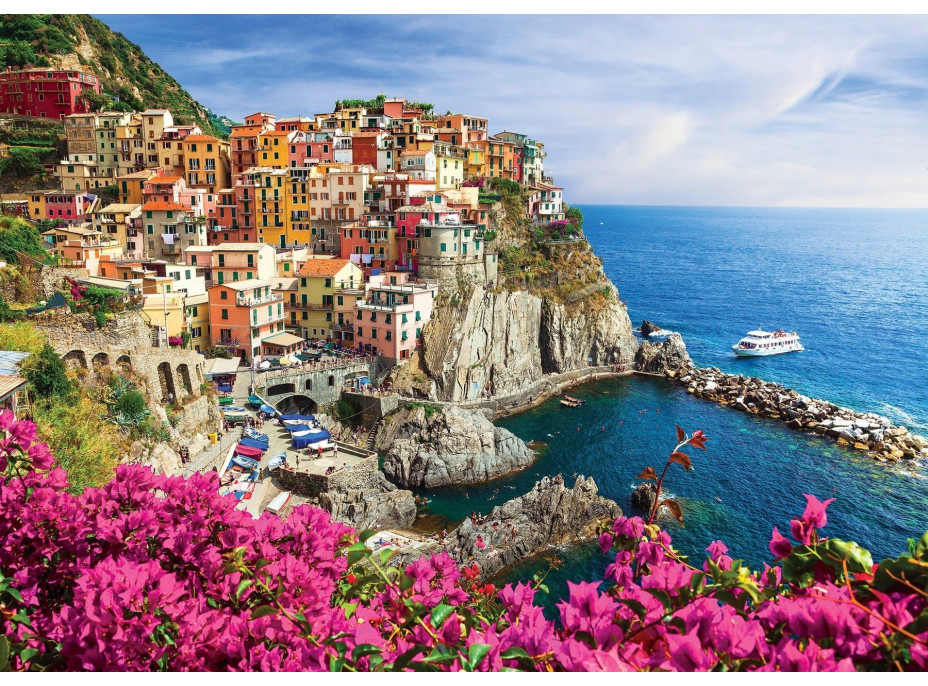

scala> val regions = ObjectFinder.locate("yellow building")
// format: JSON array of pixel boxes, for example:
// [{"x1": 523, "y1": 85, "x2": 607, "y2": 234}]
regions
[
  {"x1": 285, "y1": 174, "x2": 313, "y2": 247},
  {"x1": 182, "y1": 134, "x2": 231, "y2": 195},
  {"x1": 435, "y1": 151, "x2": 464, "y2": 191},
  {"x1": 296, "y1": 258, "x2": 364, "y2": 339},
  {"x1": 141, "y1": 292, "x2": 187, "y2": 344},
  {"x1": 465, "y1": 144, "x2": 487, "y2": 178},
  {"x1": 185, "y1": 293, "x2": 210, "y2": 352},
  {"x1": 254, "y1": 167, "x2": 289, "y2": 247},
  {"x1": 115, "y1": 117, "x2": 145, "y2": 176},
  {"x1": 117, "y1": 169, "x2": 160, "y2": 205},
  {"x1": 257, "y1": 130, "x2": 290, "y2": 169}
]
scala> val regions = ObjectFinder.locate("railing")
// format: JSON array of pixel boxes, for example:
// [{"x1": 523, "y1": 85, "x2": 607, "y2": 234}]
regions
[
  {"x1": 236, "y1": 292, "x2": 283, "y2": 306},
  {"x1": 258, "y1": 355, "x2": 376, "y2": 382}
]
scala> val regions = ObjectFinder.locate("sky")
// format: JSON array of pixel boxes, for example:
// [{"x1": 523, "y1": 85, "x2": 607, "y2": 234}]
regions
[{"x1": 98, "y1": 14, "x2": 928, "y2": 207}]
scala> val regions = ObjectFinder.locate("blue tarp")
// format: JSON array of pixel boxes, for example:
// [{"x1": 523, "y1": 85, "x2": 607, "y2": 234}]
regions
[
  {"x1": 260, "y1": 405, "x2": 277, "y2": 416},
  {"x1": 284, "y1": 423, "x2": 313, "y2": 433},
  {"x1": 217, "y1": 384, "x2": 233, "y2": 393},
  {"x1": 231, "y1": 455, "x2": 259, "y2": 469},
  {"x1": 279, "y1": 413, "x2": 316, "y2": 422},
  {"x1": 239, "y1": 437, "x2": 269, "y2": 452},
  {"x1": 292, "y1": 429, "x2": 331, "y2": 450}
]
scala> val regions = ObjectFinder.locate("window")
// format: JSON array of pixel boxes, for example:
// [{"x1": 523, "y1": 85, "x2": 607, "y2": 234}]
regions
[
  {"x1": 221, "y1": 308, "x2": 228, "y2": 319},
  {"x1": 337, "y1": 296, "x2": 343, "y2": 306},
  {"x1": 371, "y1": 328, "x2": 378, "y2": 339},
  {"x1": 386, "y1": 330, "x2": 392, "y2": 341},
  {"x1": 415, "y1": 311, "x2": 421, "y2": 321},
  {"x1": 401, "y1": 331, "x2": 408, "y2": 342},
  {"x1": 440, "y1": 242, "x2": 446, "y2": 252},
  {"x1": 402, "y1": 313, "x2": 408, "y2": 324},
  {"x1": 357, "y1": 326, "x2": 363, "y2": 336},
  {"x1": 220, "y1": 290, "x2": 227, "y2": 299}
]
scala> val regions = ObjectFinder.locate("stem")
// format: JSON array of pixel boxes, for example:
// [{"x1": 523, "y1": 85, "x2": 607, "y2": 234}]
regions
[{"x1": 647, "y1": 440, "x2": 686, "y2": 526}]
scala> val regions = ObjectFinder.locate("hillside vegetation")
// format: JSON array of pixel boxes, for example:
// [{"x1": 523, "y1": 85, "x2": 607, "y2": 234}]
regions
[{"x1": 0, "y1": 14, "x2": 233, "y2": 137}]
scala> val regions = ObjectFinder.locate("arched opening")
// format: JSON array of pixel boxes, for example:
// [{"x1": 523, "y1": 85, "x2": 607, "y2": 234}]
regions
[
  {"x1": 63, "y1": 350, "x2": 87, "y2": 369},
  {"x1": 157, "y1": 361, "x2": 177, "y2": 402},
  {"x1": 91, "y1": 352, "x2": 110, "y2": 370},
  {"x1": 328, "y1": 375, "x2": 335, "y2": 387},
  {"x1": 305, "y1": 379, "x2": 312, "y2": 390},
  {"x1": 177, "y1": 363, "x2": 193, "y2": 395},
  {"x1": 116, "y1": 354, "x2": 132, "y2": 370},
  {"x1": 276, "y1": 394, "x2": 318, "y2": 414},
  {"x1": 267, "y1": 382, "x2": 296, "y2": 396}
]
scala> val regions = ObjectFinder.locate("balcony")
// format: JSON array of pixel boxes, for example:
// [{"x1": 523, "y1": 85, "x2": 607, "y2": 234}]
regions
[{"x1": 236, "y1": 292, "x2": 283, "y2": 307}]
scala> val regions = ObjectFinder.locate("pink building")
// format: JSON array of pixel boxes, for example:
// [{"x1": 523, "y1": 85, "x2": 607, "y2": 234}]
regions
[
  {"x1": 35, "y1": 191, "x2": 96, "y2": 224},
  {"x1": 353, "y1": 280, "x2": 437, "y2": 363},
  {"x1": 287, "y1": 131, "x2": 335, "y2": 167},
  {"x1": 394, "y1": 199, "x2": 462, "y2": 272}
]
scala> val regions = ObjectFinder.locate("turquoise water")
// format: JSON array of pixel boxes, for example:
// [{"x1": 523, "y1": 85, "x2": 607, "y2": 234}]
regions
[{"x1": 420, "y1": 206, "x2": 928, "y2": 602}]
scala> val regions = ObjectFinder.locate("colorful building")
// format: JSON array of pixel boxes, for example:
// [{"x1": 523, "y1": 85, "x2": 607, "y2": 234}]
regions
[
  {"x1": 28, "y1": 190, "x2": 97, "y2": 224},
  {"x1": 182, "y1": 134, "x2": 230, "y2": 194},
  {"x1": 0, "y1": 67, "x2": 101, "y2": 119},
  {"x1": 184, "y1": 243, "x2": 276, "y2": 288},
  {"x1": 296, "y1": 258, "x2": 364, "y2": 339},
  {"x1": 353, "y1": 280, "x2": 437, "y2": 362},
  {"x1": 208, "y1": 279, "x2": 286, "y2": 362}
]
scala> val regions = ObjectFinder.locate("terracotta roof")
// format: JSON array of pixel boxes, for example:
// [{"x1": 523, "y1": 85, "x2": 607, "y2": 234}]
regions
[
  {"x1": 298, "y1": 258, "x2": 353, "y2": 277},
  {"x1": 141, "y1": 201, "x2": 189, "y2": 212},
  {"x1": 149, "y1": 175, "x2": 182, "y2": 184},
  {"x1": 118, "y1": 170, "x2": 158, "y2": 179},
  {"x1": 213, "y1": 278, "x2": 273, "y2": 292},
  {"x1": 399, "y1": 149, "x2": 430, "y2": 157},
  {"x1": 408, "y1": 179, "x2": 435, "y2": 184}
]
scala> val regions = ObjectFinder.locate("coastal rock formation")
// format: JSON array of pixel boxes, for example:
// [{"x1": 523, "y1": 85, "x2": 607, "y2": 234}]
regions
[
  {"x1": 640, "y1": 320, "x2": 662, "y2": 337},
  {"x1": 634, "y1": 332, "x2": 693, "y2": 375},
  {"x1": 319, "y1": 477, "x2": 417, "y2": 531},
  {"x1": 675, "y1": 367, "x2": 928, "y2": 463},
  {"x1": 449, "y1": 475, "x2": 622, "y2": 577},
  {"x1": 631, "y1": 482, "x2": 657, "y2": 513},
  {"x1": 378, "y1": 405, "x2": 535, "y2": 488},
  {"x1": 403, "y1": 281, "x2": 637, "y2": 403}
]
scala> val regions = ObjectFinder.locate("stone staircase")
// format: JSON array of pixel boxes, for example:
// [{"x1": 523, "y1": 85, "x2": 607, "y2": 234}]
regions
[{"x1": 365, "y1": 418, "x2": 383, "y2": 451}]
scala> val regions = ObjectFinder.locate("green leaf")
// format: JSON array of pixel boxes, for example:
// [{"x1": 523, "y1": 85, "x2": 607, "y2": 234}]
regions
[
  {"x1": 235, "y1": 579, "x2": 253, "y2": 600},
  {"x1": 343, "y1": 602, "x2": 358, "y2": 620},
  {"x1": 359, "y1": 530, "x2": 377, "y2": 543},
  {"x1": 0, "y1": 636, "x2": 9, "y2": 671},
  {"x1": 643, "y1": 588, "x2": 674, "y2": 612},
  {"x1": 3, "y1": 587, "x2": 22, "y2": 603},
  {"x1": 250, "y1": 604, "x2": 277, "y2": 620},
  {"x1": 347, "y1": 549, "x2": 369, "y2": 566},
  {"x1": 392, "y1": 644, "x2": 429, "y2": 671},
  {"x1": 467, "y1": 643, "x2": 492, "y2": 671},
  {"x1": 616, "y1": 597, "x2": 648, "y2": 621},
  {"x1": 379, "y1": 548, "x2": 395, "y2": 566},
  {"x1": 351, "y1": 644, "x2": 383, "y2": 661},
  {"x1": 914, "y1": 532, "x2": 928, "y2": 560},
  {"x1": 19, "y1": 648, "x2": 40, "y2": 664},
  {"x1": 330, "y1": 657, "x2": 345, "y2": 672},
  {"x1": 500, "y1": 646, "x2": 534, "y2": 668},
  {"x1": 430, "y1": 603, "x2": 454, "y2": 628}
]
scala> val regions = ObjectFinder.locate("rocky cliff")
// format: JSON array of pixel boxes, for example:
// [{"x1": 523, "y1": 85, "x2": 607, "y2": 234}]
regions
[
  {"x1": 449, "y1": 475, "x2": 622, "y2": 577},
  {"x1": 319, "y1": 475, "x2": 417, "y2": 531},
  {"x1": 378, "y1": 405, "x2": 534, "y2": 488},
  {"x1": 397, "y1": 280, "x2": 637, "y2": 402},
  {"x1": 634, "y1": 332, "x2": 693, "y2": 375}
]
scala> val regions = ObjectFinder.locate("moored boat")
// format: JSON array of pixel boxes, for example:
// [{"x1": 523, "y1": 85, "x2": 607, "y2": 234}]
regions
[
  {"x1": 732, "y1": 329, "x2": 803, "y2": 357},
  {"x1": 564, "y1": 395, "x2": 586, "y2": 405},
  {"x1": 560, "y1": 399, "x2": 582, "y2": 408}
]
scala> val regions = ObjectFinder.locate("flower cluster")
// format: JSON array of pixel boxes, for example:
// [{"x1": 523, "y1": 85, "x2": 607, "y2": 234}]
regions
[{"x1": 1, "y1": 411, "x2": 927, "y2": 672}]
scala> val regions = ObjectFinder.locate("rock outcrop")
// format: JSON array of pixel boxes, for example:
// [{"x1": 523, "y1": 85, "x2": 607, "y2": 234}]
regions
[
  {"x1": 405, "y1": 281, "x2": 637, "y2": 402},
  {"x1": 640, "y1": 320, "x2": 662, "y2": 337},
  {"x1": 449, "y1": 475, "x2": 622, "y2": 577},
  {"x1": 631, "y1": 482, "x2": 657, "y2": 513},
  {"x1": 379, "y1": 405, "x2": 535, "y2": 488},
  {"x1": 634, "y1": 332, "x2": 692, "y2": 375},
  {"x1": 675, "y1": 366, "x2": 928, "y2": 463},
  {"x1": 319, "y1": 475, "x2": 417, "y2": 531}
]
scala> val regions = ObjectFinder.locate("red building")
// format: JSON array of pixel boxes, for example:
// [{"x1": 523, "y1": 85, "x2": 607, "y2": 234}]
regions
[
  {"x1": 352, "y1": 130, "x2": 383, "y2": 168},
  {"x1": 0, "y1": 67, "x2": 101, "y2": 119}
]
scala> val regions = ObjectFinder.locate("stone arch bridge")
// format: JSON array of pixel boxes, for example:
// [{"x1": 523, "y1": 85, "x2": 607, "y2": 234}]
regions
[{"x1": 254, "y1": 357, "x2": 385, "y2": 414}]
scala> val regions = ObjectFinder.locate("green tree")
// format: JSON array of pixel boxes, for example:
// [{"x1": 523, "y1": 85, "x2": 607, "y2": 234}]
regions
[
  {"x1": 565, "y1": 206, "x2": 584, "y2": 230},
  {"x1": 0, "y1": 217, "x2": 50, "y2": 266},
  {"x1": 0, "y1": 40, "x2": 39, "y2": 69},
  {"x1": 0, "y1": 147, "x2": 47, "y2": 178},
  {"x1": 113, "y1": 389, "x2": 146, "y2": 417},
  {"x1": 0, "y1": 293, "x2": 19, "y2": 322},
  {"x1": 21, "y1": 343, "x2": 72, "y2": 400}
]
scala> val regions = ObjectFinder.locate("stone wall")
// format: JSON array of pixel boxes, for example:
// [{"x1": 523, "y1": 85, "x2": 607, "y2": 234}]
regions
[
  {"x1": 40, "y1": 265, "x2": 88, "y2": 299},
  {"x1": 31, "y1": 310, "x2": 207, "y2": 403},
  {"x1": 255, "y1": 358, "x2": 377, "y2": 410},
  {"x1": 342, "y1": 391, "x2": 399, "y2": 427},
  {"x1": 278, "y1": 453, "x2": 379, "y2": 497}
]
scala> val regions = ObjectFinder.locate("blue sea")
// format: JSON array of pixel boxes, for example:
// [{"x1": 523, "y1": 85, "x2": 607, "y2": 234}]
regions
[{"x1": 420, "y1": 206, "x2": 928, "y2": 604}]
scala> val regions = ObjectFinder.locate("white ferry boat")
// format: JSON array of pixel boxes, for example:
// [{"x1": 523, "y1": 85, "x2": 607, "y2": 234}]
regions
[{"x1": 732, "y1": 329, "x2": 803, "y2": 357}]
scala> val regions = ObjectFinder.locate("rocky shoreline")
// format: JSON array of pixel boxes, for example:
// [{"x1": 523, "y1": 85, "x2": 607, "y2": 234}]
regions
[{"x1": 635, "y1": 333, "x2": 928, "y2": 464}]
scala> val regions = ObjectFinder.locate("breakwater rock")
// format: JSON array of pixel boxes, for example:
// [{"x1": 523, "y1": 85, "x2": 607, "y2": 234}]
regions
[
  {"x1": 449, "y1": 475, "x2": 622, "y2": 577},
  {"x1": 379, "y1": 404, "x2": 535, "y2": 488},
  {"x1": 677, "y1": 367, "x2": 928, "y2": 463},
  {"x1": 640, "y1": 320, "x2": 662, "y2": 337},
  {"x1": 635, "y1": 332, "x2": 692, "y2": 374}
]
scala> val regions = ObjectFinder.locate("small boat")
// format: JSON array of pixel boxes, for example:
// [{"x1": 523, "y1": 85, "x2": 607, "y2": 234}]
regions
[
  {"x1": 218, "y1": 396, "x2": 236, "y2": 406},
  {"x1": 247, "y1": 394, "x2": 264, "y2": 408},
  {"x1": 732, "y1": 329, "x2": 803, "y2": 357},
  {"x1": 564, "y1": 395, "x2": 586, "y2": 405},
  {"x1": 560, "y1": 399, "x2": 582, "y2": 408},
  {"x1": 244, "y1": 427, "x2": 268, "y2": 441},
  {"x1": 222, "y1": 406, "x2": 247, "y2": 414}
]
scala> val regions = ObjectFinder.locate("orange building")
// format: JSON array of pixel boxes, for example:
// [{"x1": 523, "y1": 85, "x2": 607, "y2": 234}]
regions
[{"x1": 208, "y1": 279, "x2": 286, "y2": 362}]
